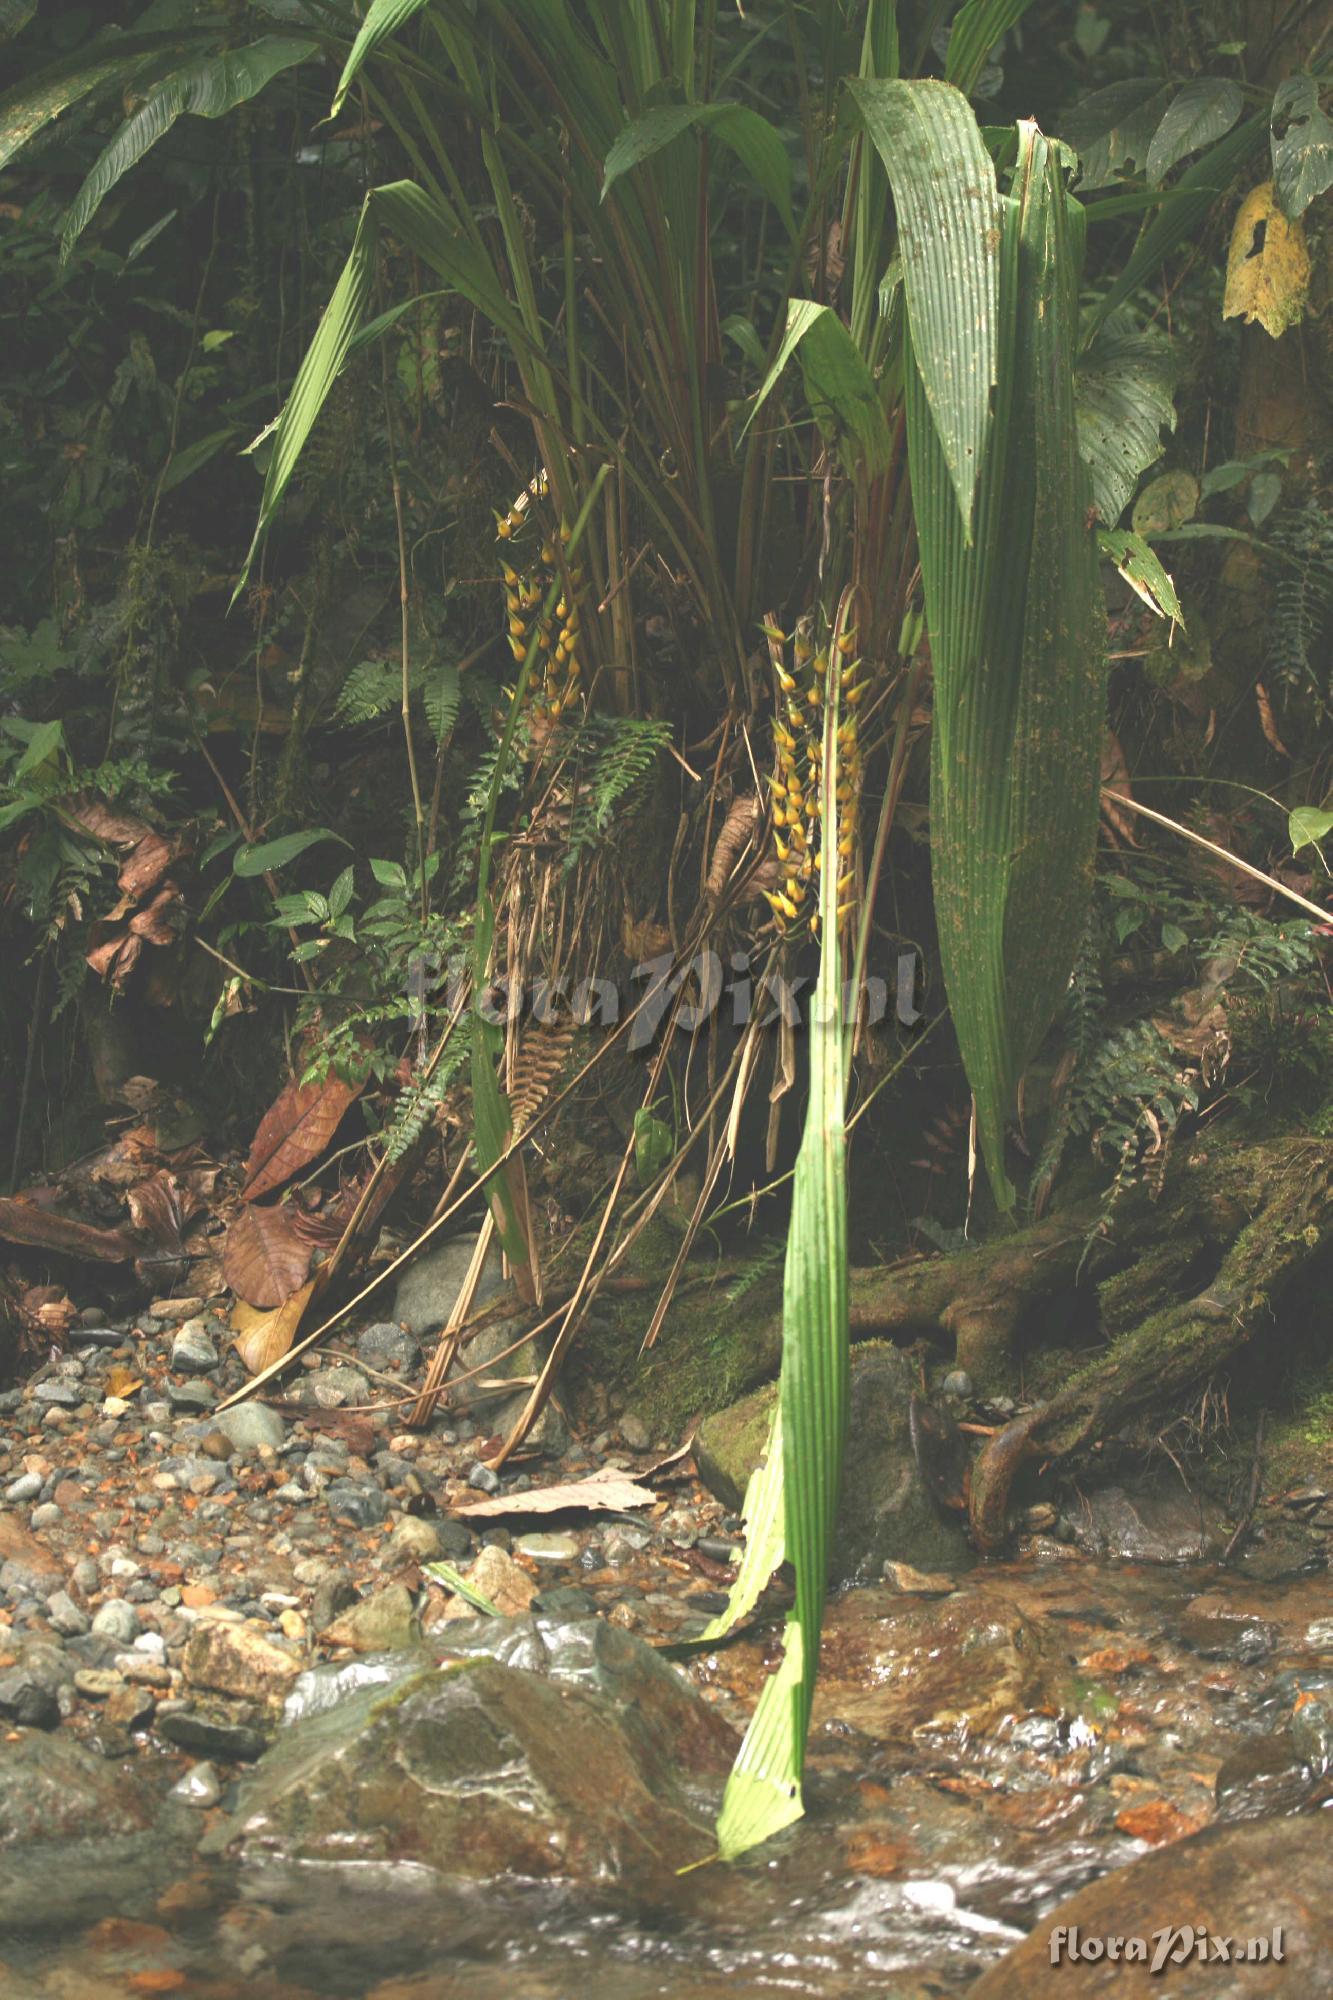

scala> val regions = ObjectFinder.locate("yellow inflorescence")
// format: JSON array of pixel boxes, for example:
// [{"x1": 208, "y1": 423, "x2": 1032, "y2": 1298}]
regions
[
  {"x1": 495, "y1": 469, "x2": 584, "y2": 723},
  {"x1": 762, "y1": 616, "x2": 861, "y2": 940}
]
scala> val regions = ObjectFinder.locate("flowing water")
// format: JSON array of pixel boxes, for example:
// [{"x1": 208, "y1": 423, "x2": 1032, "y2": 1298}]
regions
[{"x1": 3, "y1": 1555, "x2": 1330, "y2": 1999}]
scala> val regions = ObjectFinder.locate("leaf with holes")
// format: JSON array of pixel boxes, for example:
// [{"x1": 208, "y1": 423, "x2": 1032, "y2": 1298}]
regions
[
  {"x1": 1271, "y1": 75, "x2": 1333, "y2": 219},
  {"x1": 241, "y1": 1072, "x2": 359, "y2": 1202},
  {"x1": 223, "y1": 1202, "x2": 313, "y2": 1309},
  {"x1": 1223, "y1": 182, "x2": 1310, "y2": 338}
]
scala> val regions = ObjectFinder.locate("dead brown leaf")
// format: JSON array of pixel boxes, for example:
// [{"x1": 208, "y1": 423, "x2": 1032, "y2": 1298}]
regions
[
  {"x1": 118, "y1": 831, "x2": 179, "y2": 899},
  {"x1": 18, "y1": 1285, "x2": 77, "y2": 1343},
  {"x1": 241, "y1": 1072, "x2": 359, "y2": 1202},
  {"x1": 455, "y1": 1465, "x2": 658, "y2": 1518},
  {"x1": 103, "y1": 1365, "x2": 143, "y2": 1399},
  {"x1": 0, "y1": 1199, "x2": 133, "y2": 1264},
  {"x1": 223, "y1": 1201, "x2": 313, "y2": 1309}
]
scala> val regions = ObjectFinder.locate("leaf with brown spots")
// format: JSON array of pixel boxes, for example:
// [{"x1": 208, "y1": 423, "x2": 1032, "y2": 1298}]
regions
[
  {"x1": 223, "y1": 1200, "x2": 312, "y2": 1309},
  {"x1": 241, "y1": 1072, "x2": 359, "y2": 1201}
]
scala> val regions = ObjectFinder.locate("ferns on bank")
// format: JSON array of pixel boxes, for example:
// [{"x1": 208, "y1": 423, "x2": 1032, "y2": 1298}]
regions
[
  {"x1": 1266, "y1": 502, "x2": 1333, "y2": 711},
  {"x1": 564, "y1": 716, "x2": 672, "y2": 871}
]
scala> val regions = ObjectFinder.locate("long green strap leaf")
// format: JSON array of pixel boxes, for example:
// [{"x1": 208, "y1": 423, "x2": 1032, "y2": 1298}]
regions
[
  {"x1": 743, "y1": 299, "x2": 893, "y2": 476},
  {"x1": 696, "y1": 1404, "x2": 785, "y2": 1644},
  {"x1": 602, "y1": 101, "x2": 796, "y2": 239},
  {"x1": 716, "y1": 669, "x2": 847, "y2": 1861},
  {"x1": 849, "y1": 78, "x2": 1000, "y2": 536},
  {"x1": 330, "y1": 0, "x2": 434, "y2": 118},
  {"x1": 945, "y1": 0, "x2": 1037, "y2": 98},
  {"x1": 910, "y1": 123, "x2": 1104, "y2": 1208}
]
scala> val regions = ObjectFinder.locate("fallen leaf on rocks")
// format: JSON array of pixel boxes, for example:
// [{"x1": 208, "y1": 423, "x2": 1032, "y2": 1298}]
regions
[
  {"x1": 241, "y1": 1071, "x2": 359, "y2": 1201},
  {"x1": 127, "y1": 1169, "x2": 206, "y2": 1291},
  {"x1": 882, "y1": 1560, "x2": 959, "y2": 1597},
  {"x1": 223, "y1": 1200, "x2": 312, "y2": 1309},
  {"x1": 18, "y1": 1285, "x2": 77, "y2": 1343},
  {"x1": 455, "y1": 1465, "x2": 658, "y2": 1518},
  {"x1": 104, "y1": 1366, "x2": 143, "y2": 1399},
  {"x1": 231, "y1": 1279, "x2": 317, "y2": 1374}
]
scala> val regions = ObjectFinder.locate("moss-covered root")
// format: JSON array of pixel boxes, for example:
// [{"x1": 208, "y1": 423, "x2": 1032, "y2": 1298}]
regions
[{"x1": 969, "y1": 1141, "x2": 1333, "y2": 1550}]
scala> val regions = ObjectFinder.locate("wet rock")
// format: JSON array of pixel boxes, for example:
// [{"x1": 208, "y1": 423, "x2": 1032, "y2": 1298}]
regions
[
  {"x1": 696, "y1": 1345, "x2": 971, "y2": 1583},
  {"x1": 322, "y1": 1584, "x2": 419, "y2": 1653},
  {"x1": 387, "y1": 1516, "x2": 446, "y2": 1564},
  {"x1": 182, "y1": 1619, "x2": 303, "y2": 1702},
  {"x1": 45, "y1": 1589, "x2": 90, "y2": 1636},
  {"x1": 0, "y1": 1654, "x2": 62, "y2": 1728},
  {"x1": 1065, "y1": 1482, "x2": 1227, "y2": 1563},
  {"x1": 0, "y1": 1730, "x2": 169, "y2": 1849},
  {"x1": 167, "y1": 1378, "x2": 217, "y2": 1413},
  {"x1": 31, "y1": 1381, "x2": 81, "y2": 1409},
  {"x1": 283, "y1": 1652, "x2": 427, "y2": 1727},
  {"x1": 618, "y1": 1413, "x2": 651, "y2": 1450},
  {"x1": 297, "y1": 1366, "x2": 369, "y2": 1410},
  {"x1": 514, "y1": 1533, "x2": 580, "y2": 1565},
  {"x1": 91, "y1": 1598, "x2": 141, "y2": 1645},
  {"x1": 1214, "y1": 1731, "x2": 1318, "y2": 1820},
  {"x1": 220, "y1": 1632, "x2": 732, "y2": 1892},
  {"x1": 467, "y1": 1461, "x2": 501, "y2": 1495},
  {"x1": 1178, "y1": 1593, "x2": 1279, "y2": 1662},
  {"x1": 157, "y1": 1707, "x2": 269, "y2": 1762},
  {"x1": 4, "y1": 1473, "x2": 41, "y2": 1503},
  {"x1": 171, "y1": 1760, "x2": 222, "y2": 1807},
  {"x1": 970, "y1": 1812, "x2": 1331, "y2": 1996},
  {"x1": 215, "y1": 1403, "x2": 287, "y2": 1452},
  {"x1": 942, "y1": 1370, "x2": 973, "y2": 1399},
  {"x1": 0, "y1": 1516, "x2": 64, "y2": 1599},
  {"x1": 311, "y1": 1571, "x2": 359, "y2": 1633},
  {"x1": 356, "y1": 1322, "x2": 421, "y2": 1373},
  {"x1": 434, "y1": 1545, "x2": 536, "y2": 1621},
  {"x1": 393, "y1": 1233, "x2": 530, "y2": 1418},
  {"x1": 170, "y1": 1320, "x2": 220, "y2": 1373},
  {"x1": 326, "y1": 1480, "x2": 388, "y2": 1529}
]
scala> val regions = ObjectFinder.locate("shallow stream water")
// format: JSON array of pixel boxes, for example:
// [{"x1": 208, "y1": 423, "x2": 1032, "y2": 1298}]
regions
[{"x1": 2, "y1": 1554, "x2": 1329, "y2": 2000}]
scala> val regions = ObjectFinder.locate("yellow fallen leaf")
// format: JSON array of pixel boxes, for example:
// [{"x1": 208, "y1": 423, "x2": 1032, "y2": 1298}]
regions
[
  {"x1": 103, "y1": 1366, "x2": 142, "y2": 1399},
  {"x1": 1223, "y1": 181, "x2": 1310, "y2": 338},
  {"x1": 231, "y1": 1278, "x2": 317, "y2": 1374}
]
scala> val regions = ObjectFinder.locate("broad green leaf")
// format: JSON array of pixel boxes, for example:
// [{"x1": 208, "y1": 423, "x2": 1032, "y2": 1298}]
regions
[
  {"x1": 911, "y1": 124, "x2": 1105, "y2": 1208},
  {"x1": 233, "y1": 827, "x2": 343, "y2": 877},
  {"x1": 1098, "y1": 528, "x2": 1183, "y2": 623},
  {"x1": 1074, "y1": 318, "x2": 1177, "y2": 525},
  {"x1": 850, "y1": 79, "x2": 1000, "y2": 533},
  {"x1": 717, "y1": 683, "x2": 848, "y2": 1859},
  {"x1": 745, "y1": 299, "x2": 892, "y2": 477},
  {"x1": 1088, "y1": 111, "x2": 1268, "y2": 335},
  {"x1": 1145, "y1": 77, "x2": 1243, "y2": 184},
  {"x1": 1290, "y1": 806, "x2": 1333, "y2": 855},
  {"x1": 0, "y1": 44, "x2": 164, "y2": 170},
  {"x1": 60, "y1": 37, "x2": 317, "y2": 260},
  {"x1": 1161, "y1": 921, "x2": 1187, "y2": 954},
  {"x1": 1055, "y1": 77, "x2": 1173, "y2": 190},
  {"x1": 158, "y1": 426, "x2": 241, "y2": 495},
  {"x1": 945, "y1": 0, "x2": 1037, "y2": 98},
  {"x1": 1271, "y1": 75, "x2": 1333, "y2": 218},
  {"x1": 370, "y1": 857, "x2": 408, "y2": 889},
  {"x1": 330, "y1": 0, "x2": 433, "y2": 118},
  {"x1": 1247, "y1": 469, "x2": 1282, "y2": 526},
  {"x1": 602, "y1": 102, "x2": 795, "y2": 239},
  {"x1": 1132, "y1": 468, "x2": 1198, "y2": 535},
  {"x1": 14, "y1": 717, "x2": 64, "y2": 777},
  {"x1": 0, "y1": 0, "x2": 34, "y2": 45}
]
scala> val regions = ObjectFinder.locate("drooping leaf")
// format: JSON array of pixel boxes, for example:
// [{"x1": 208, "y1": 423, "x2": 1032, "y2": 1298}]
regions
[
  {"x1": 60, "y1": 37, "x2": 318, "y2": 259},
  {"x1": 1098, "y1": 529, "x2": 1184, "y2": 624},
  {"x1": 1270, "y1": 74, "x2": 1333, "y2": 219},
  {"x1": 911, "y1": 123, "x2": 1105, "y2": 1208},
  {"x1": 850, "y1": 79, "x2": 1000, "y2": 534},
  {"x1": 1290, "y1": 806, "x2": 1333, "y2": 855},
  {"x1": 0, "y1": 39, "x2": 181, "y2": 170},
  {"x1": 1074, "y1": 318, "x2": 1177, "y2": 525},
  {"x1": 1145, "y1": 77, "x2": 1243, "y2": 185},
  {"x1": 1055, "y1": 77, "x2": 1174, "y2": 189},
  {"x1": 945, "y1": 0, "x2": 1037, "y2": 98},
  {"x1": 603, "y1": 101, "x2": 795, "y2": 238},
  {"x1": 0, "y1": 0, "x2": 34, "y2": 45},
  {"x1": 330, "y1": 0, "x2": 433, "y2": 118},
  {"x1": 241, "y1": 1071, "x2": 360, "y2": 1202},
  {"x1": 233, "y1": 827, "x2": 343, "y2": 876},
  {"x1": 1223, "y1": 181, "x2": 1311, "y2": 338},
  {"x1": 745, "y1": 299, "x2": 892, "y2": 476},
  {"x1": 223, "y1": 1201, "x2": 313, "y2": 1309}
]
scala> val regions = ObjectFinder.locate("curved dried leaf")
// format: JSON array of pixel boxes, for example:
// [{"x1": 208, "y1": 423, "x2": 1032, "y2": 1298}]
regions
[
  {"x1": 223, "y1": 1201, "x2": 313, "y2": 1309},
  {"x1": 231, "y1": 1278, "x2": 317, "y2": 1374},
  {"x1": 1223, "y1": 181, "x2": 1311, "y2": 337},
  {"x1": 241, "y1": 1072, "x2": 359, "y2": 1201}
]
